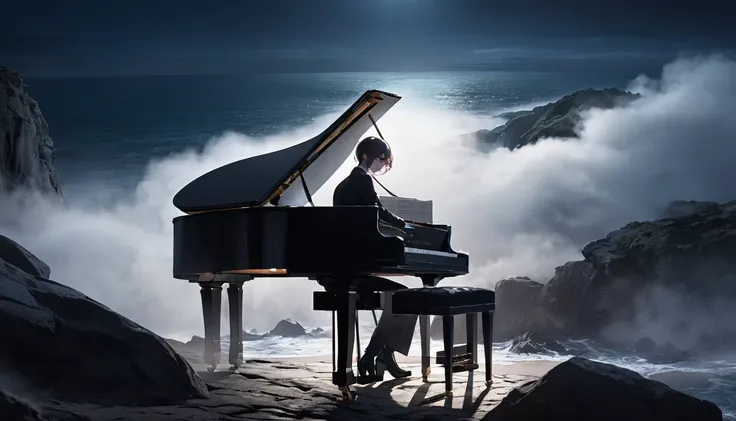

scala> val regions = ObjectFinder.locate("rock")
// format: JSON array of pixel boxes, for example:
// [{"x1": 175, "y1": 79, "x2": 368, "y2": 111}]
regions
[
  {"x1": 509, "y1": 331, "x2": 570, "y2": 356},
  {"x1": 497, "y1": 200, "x2": 736, "y2": 353},
  {"x1": 659, "y1": 200, "x2": 721, "y2": 220},
  {"x1": 581, "y1": 200, "x2": 736, "y2": 292},
  {"x1": 473, "y1": 88, "x2": 640, "y2": 151},
  {"x1": 0, "y1": 388, "x2": 94, "y2": 421},
  {"x1": 268, "y1": 319, "x2": 307, "y2": 337},
  {"x1": 0, "y1": 389, "x2": 44, "y2": 421},
  {"x1": 493, "y1": 277, "x2": 546, "y2": 341},
  {"x1": 0, "y1": 237, "x2": 210, "y2": 406},
  {"x1": 429, "y1": 312, "x2": 482, "y2": 342},
  {"x1": 308, "y1": 327, "x2": 331, "y2": 338},
  {"x1": 0, "y1": 235, "x2": 50, "y2": 278},
  {"x1": 579, "y1": 200, "x2": 736, "y2": 350},
  {"x1": 540, "y1": 260, "x2": 599, "y2": 338},
  {"x1": 488, "y1": 357, "x2": 723, "y2": 421},
  {"x1": 0, "y1": 67, "x2": 62, "y2": 196},
  {"x1": 634, "y1": 336, "x2": 657, "y2": 354},
  {"x1": 427, "y1": 277, "x2": 545, "y2": 343},
  {"x1": 634, "y1": 337, "x2": 689, "y2": 364},
  {"x1": 244, "y1": 330, "x2": 266, "y2": 341},
  {"x1": 187, "y1": 335, "x2": 205, "y2": 346}
]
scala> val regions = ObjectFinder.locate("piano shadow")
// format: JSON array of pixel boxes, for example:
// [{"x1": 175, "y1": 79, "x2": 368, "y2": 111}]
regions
[
  {"x1": 353, "y1": 370, "x2": 490, "y2": 413},
  {"x1": 191, "y1": 360, "x2": 495, "y2": 419}
]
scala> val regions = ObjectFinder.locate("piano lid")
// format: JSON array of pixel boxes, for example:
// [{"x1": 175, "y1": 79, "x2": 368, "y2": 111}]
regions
[{"x1": 173, "y1": 89, "x2": 401, "y2": 213}]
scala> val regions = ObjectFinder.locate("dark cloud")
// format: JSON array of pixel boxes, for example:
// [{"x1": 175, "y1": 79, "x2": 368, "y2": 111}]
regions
[{"x1": 1, "y1": 0, "x2": 734, "y2": 76}]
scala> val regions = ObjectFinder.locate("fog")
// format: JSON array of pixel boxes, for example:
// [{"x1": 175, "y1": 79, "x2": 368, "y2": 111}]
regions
[{"x1": 1, "y1": 54, "x2": 735, "y2": 343}]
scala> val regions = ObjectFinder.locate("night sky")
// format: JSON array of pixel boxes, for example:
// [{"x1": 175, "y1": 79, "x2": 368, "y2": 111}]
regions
[{"x1": 2, "y1": 0, "x2": 735, "y2": 77}]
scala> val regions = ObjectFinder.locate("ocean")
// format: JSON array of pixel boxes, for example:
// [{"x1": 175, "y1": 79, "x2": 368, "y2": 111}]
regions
[{"x1": 18, "y1": 65, "x2": 736, "y2": 417}]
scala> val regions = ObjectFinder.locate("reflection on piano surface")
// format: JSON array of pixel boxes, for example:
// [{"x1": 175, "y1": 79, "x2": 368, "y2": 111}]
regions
[
  {"x1": 174, "y1": 208, "x2": 467, "y2": 279},
  {"x1": 171, "y1": 89, "x2": 469, "y2": 401}
]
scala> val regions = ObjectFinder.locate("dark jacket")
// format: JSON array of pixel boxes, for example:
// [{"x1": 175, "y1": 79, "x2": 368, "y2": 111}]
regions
[{"x1": 333, "y1": 166, "x2": 405, "y2": 229}]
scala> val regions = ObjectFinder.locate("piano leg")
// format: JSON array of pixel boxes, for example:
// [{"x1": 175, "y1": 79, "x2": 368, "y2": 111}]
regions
[
  {"x1": 419, "y1": 315, "x2": 431, "y2": 382},
  {"x1": 227, "y1": 281, "x2": 244, "y2": 370},
  {"x1": 200, "y1": 283, "x2": 222, "y2": 372},
  {"x1": 482, "y1": 310, "x2": 494, "y2": 386},
  {"x1": 420, "y1": 275, "x2": 442, "y2": 288},
  {"x1": 333, "y1": 291, "x2": 357, "y2": 402}
]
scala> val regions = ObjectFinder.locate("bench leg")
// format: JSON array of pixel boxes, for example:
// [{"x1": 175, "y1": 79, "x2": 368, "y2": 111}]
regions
[
  {"x1": 482, "y1": 311, "x2": 493, "y2": 386},
  {"x1": 466, "y1": 313, "x2": 478, "y2": 364},
  {"x1": 419, "y1": 314, "x2": 431, "y2": 381},
  {"x1": 227, "y1": 282, "x2": 244, "y2": 370},
  {"x1": 200, "y1": 283, "x2": 222, "y2": 372},
  {"x1": 442, "y1": 315, "x2": 454, "y2": 396}
]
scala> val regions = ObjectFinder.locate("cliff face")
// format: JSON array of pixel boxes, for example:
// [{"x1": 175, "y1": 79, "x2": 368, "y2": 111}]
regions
[
  {"x1": 473, "y1": 88, "x2": 640, "y2": 150},
  {"x1": 0, "y1": 67, "x2": 62, "y2": 196},
  {"x1": 499, "y1": 200, "x2": 736, "y2": 354}
]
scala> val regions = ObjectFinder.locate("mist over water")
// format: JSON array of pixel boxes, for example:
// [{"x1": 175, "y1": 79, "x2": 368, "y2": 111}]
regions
[{"x1": 0, "y1": 54, "x2": 735, "y2": 348}]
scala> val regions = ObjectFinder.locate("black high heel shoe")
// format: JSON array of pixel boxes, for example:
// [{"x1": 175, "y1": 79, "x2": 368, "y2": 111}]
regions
[
  {"x1": 357, "y1": 354, "x2": 376, "y2": 383},
  {"x1": 375, "y1": 349, "x2": 411, "y2": 380}
]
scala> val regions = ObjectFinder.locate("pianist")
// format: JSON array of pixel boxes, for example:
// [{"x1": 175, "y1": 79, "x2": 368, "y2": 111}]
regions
[
  {"x1": 331, "y1": 136, "x2": 416, "y2": 380},
  {"x1": 332, "y1": 136, "x2": 405, "y2": 229}
]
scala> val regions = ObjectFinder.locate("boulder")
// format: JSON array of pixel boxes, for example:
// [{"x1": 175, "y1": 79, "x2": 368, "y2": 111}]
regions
[
  {"x1": 244, "y1": 330, "x2": 266, "y2": 341},
  {"x1": 633, "y1": 337, "x2": 689, "y2": 364},
  {"x1": 0, "y1": 388, "x2": 93, "y2": 421},
  {"x1": 429, "y1": 277, "x2": 547, "y2": 343},
  {"x1": 508, "y1": 331, "x2": 570, "y2": 356},
  {"x1": 0, "y1": 388, "x2": 44, "y2": 421},
  {"x1": 429, "y1": 312, "x2": 482, "y2": 342},
  {"x1": 473, "y1": 88, "x2": 640, "y2": 151},
  {"x1": 0, "y1": 67, "x2": 62, "y2": 196},
  {"x1": 493, "y1": 277, "x2": 546, "y2": 341},
  {"x1": 488, "y1": 357, "x2": 723, "y2": 421},
  {"x1": 540, "y1": 260, "x2": 598, "y2": 338},
  {"x1": 308, "y1": 327, "x2": 331, "y2": 338},
  {"x1": 0, "y1": 235, "x2": 50, "y2": 278},
  {"x1": 268, "y1": 319, "x2": 308, "y2": 337},
  {"x1": 0, "y1": 237, "x2": 210, "y2": 406}
]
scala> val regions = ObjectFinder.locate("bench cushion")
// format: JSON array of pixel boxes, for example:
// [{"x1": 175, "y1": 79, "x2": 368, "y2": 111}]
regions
[{"x1": 391, "y1": 286, "x2": 495, "y2": 315}]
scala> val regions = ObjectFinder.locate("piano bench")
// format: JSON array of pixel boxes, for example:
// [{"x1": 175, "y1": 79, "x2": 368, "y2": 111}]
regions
[
  {"x1": 391, "y1": 286, "x2": 495, "y2": 396},
  {"x1": 313, "y1": 290, "x2": 382, "y2": 311}
]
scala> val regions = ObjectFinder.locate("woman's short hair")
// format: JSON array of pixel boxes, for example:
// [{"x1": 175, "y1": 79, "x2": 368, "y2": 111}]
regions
[{"x1": 355, "y1": 136, "x2": 393, "y2": 170}]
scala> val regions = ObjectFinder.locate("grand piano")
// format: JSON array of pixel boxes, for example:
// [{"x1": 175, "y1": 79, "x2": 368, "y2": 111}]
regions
[{"x1": 171, "y1": 89, "x2": 469, "y2": 400}]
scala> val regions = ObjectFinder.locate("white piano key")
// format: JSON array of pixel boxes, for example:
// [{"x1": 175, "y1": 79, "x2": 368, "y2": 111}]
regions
[{"x1": 404, "y1": 247, "x2": 458, "y2": 258}]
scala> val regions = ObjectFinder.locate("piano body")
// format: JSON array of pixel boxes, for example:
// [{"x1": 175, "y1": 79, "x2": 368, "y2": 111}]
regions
[{"x1": 171, "y1": 89, "x2": 469, "y2": 400}]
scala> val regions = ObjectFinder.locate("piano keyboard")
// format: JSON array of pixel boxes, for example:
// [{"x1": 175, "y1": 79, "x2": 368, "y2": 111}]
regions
[{"x1": 405, "y1": 247, "x2": 458, "y2": 258}]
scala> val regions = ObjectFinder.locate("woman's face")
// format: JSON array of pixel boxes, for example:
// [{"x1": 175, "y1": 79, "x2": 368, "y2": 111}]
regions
[{"x1": 369, "y1": 155, "x2": 389, "y2": 173}]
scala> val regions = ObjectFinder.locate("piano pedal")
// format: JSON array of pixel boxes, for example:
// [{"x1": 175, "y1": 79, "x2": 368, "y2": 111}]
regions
[
  {"x1": 437, "y1": 354, "x2": 478, "y2": 373},
  {"x1": 450, "y1": 361, "x2": 479, "y2": 373},
  {"x1": 438, "y1": 352, "x2": 472, "y2": 366}
]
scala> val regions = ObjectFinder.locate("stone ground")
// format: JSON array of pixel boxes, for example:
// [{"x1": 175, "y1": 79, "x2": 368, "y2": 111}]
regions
[{"x1": 46, "y1": 353, "x2": 559, "y2": 421}]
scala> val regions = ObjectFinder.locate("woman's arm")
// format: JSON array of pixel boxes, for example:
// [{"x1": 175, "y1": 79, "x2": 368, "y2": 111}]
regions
[{"x1": 356, "y1": 175, "x2": 405, "y2": 228}]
